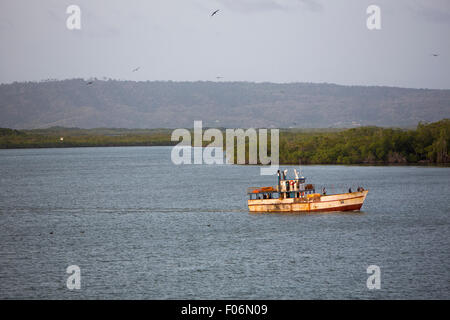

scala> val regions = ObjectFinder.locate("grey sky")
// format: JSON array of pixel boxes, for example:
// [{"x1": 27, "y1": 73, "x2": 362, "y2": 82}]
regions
[{"x1": 0, "y1": 0, "x2": 449, "y2": 89}]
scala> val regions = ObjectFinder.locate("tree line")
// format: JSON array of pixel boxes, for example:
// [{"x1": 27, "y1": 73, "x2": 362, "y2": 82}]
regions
[
  {"x1": 0, "y1": 119, "x2": 448, "y2": 164},
  {"x1": 0, "y1": 128, "x2": 176, "y2": 148},
  {"x1": 277, "y1": 119, "x2": 449, "y2": 164}
]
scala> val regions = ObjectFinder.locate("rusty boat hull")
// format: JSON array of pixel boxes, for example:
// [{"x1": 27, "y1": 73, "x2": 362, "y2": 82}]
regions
[{"x1": 248, "y1": 190, "x2": 368, "y2": 213}]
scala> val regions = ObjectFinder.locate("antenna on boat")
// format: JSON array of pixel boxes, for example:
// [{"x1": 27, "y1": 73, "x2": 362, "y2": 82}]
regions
[
  {"x1": 294, "y1": 169, "x2": 299, "y2": 180},
  {"x1": 298, "y1": 158, "x2": 303, "y2": 177}
]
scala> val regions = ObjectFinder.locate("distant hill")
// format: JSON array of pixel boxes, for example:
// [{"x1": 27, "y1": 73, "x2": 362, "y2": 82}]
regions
[{"x1": 0, "y1": 79, "x2": 449, "y2": 129}]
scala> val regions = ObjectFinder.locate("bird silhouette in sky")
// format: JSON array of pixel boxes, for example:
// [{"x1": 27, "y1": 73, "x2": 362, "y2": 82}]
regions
[
  {"x1": 216, "y1": 76, "x2": 224, "y2": 79},
  {"x1": 211, "y1": 9, "x2": 220, "y2": 17},
  {"x1": 431, "y1": 54, "x2": 439, "y2": 57},
  {"x1": 132, "y1": 67, "x2": 140, "y2": 72}
]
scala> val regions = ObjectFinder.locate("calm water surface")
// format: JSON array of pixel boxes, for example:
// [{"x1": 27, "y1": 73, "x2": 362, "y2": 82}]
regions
[{"x1": 0, "y1": 147, "x2": 449, "y2": 299}]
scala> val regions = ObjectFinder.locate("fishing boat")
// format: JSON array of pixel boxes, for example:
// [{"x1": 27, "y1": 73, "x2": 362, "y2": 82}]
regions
[{"x1": 247, "y1": 169, "x2": 368, "y2": 213}]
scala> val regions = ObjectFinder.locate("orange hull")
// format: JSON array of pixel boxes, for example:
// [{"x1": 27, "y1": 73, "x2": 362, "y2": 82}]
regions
[{"x1": 248, "y1": 190, "x2": 368, "y2": 213}]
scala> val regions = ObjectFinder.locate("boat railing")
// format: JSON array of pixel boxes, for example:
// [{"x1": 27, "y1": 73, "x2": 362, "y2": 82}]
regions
[{"x1": 247, "y1": 186, "x2": 279, "y2": 194}]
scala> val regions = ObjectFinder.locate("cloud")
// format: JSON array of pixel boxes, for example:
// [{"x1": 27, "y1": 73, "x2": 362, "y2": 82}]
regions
[
  {"x1": 217, "y1": 0, "x2": 323, "y2": 13},
  {"x1": 407, "y1": 0, "x2": 450, "y2": 24}
]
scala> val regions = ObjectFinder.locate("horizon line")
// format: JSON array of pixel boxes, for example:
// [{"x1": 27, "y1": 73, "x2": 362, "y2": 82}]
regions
[{"x1": 1, "y1": 78, "x2": 449, "y2": 91}]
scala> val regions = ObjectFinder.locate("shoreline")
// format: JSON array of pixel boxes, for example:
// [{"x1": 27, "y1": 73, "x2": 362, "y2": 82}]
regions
[
  {"x1": 2, "y1": 119, "x2": 449, "y2": 165},
  {"x1": 1, "y1": 144, "x2": 449, "y2": 167}
]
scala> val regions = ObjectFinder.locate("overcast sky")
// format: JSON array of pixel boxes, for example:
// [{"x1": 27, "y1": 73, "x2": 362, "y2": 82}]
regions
[{"x1": 0, "y1": 0, "x2": 449, "y2": 89}]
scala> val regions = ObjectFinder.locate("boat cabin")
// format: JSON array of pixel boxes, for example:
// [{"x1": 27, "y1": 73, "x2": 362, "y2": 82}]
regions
[{"x1": 247, "y1": 169, "x2": 317, "y2": 200}]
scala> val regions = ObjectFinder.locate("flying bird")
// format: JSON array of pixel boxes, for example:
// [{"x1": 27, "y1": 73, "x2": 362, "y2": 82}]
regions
[
  {"x1": 132, "y1": 67, "x2": 140, "y2": 72},
  {"x1": 216, "y1": 76, "x2": 224, "y2": 79},
  {"x1": 431, "y1": 54, "x2": 439, "y2": 57},
  {"x1": 211, "y1": 9, "x2": 220, "y2": 17}
]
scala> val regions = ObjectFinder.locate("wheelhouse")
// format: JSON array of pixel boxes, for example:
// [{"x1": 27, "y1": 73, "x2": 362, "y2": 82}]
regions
[{"x1": 247, "y1": 169, "x2": 318, "y2": 201}]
